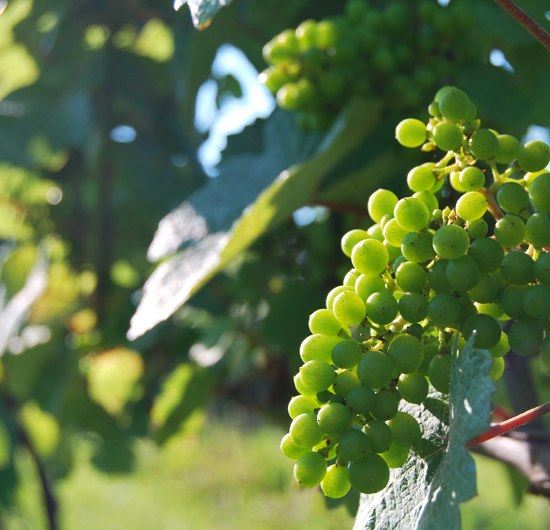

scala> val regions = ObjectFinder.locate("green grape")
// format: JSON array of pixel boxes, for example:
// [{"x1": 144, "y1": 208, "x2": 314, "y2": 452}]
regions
[
  {"x1": 407, "y1": 163, "x2": 436, "y2": 192},
  {"x1": 439, "y1": 88, "x2": 470, "y2": 122},
  {"x1": 428, "y1": 101, "x2": 440, "y2": 116},
  {"x1": 399, "y1": 292, "x2": 428, "y2": 323},
  {"x1": 540, "y1": 336, "x2": 550, "y2": 369},
  {"x1": 388, "y1": 334, "x2": 424, "y2": 374},
  {"x1": 380, "y1": 442, "x2": 410, "y2": 468},
  {"x1": 277, "y1": 83, "x2": 300, "y2": 110},
  {"x1": 446, "y1": 255, "x2": 481, "y2": 291},
  {"x1": 296, "y1": 19, "x2": 318, "y2": 50},
  {"x1": 524, "y1": 170, "x2": 550, "y2": 190},
  {"x1": 321, "y1": 464, "x2": 351, "y2": 499},
  {"x1": 529, "y1": 172, "x2": 550, "y2": 211},
  {"x1": 384, "y1": 241, "x2": 402, "y2": 262},
  {"x1": 352, "y1": 239, "x2": 390, "y2": 275},
  {"x1": 469, "y1": 129, "x2": 499, "y2": 160},
  {"x1": 300, "y1": 360, "x2": 336, "y2": 392},
  {"x1": 418, "y1": 342, "x2": 438, "y2": 376},
  {"x1": 355, "y1": 274, "x2": 386, "y2": 301},
  {"x1": 365, "y1": 291, "x2": 399, "y2": 325},
  {"x1": 345, "y1": 386, "x2": 376, "y2": 415},
  {"x1": 522, "y1": 284, "x2": 550, "y2": 320},
  {"x1": 428, "y1": 354, "x2": 451, "y2": 393},
  {"x1": 455, "y1": 296, "x2": 478, "y2": 325},
  {"x1": 450, "y1": 170, "x2": 466, "y2": 192},
  {"x1": 338, "y1": 428, "x2": 371, "y2": 461},
  {"x1": 433, "y1": 121, "x2": 463, "y2": 151},
  {"x1": 434, "y1": 86, "x2": 455, "y2": 102},
  {"x1": 427, "y1": 293, "x2": 460, "y2": 327},
  {"x1": 316, "y1": 20, "x2": 339, "y2": 49},
  {"x1": 393, "y1": 255, "x2": 408, "y2": 272},
  {"x1": 333, "y1": 291, "x2": 367, "y2": 326},
  {"x1": 496, "y1": 182, "x2": 529, "y2": 215},
  {"x1": 500, "y1": 251, "x2": 534, "y2": 285},
  {"x1": 368, "y1": 189, "x2": 399, "y2": 223},
  {"x1": 357, "y1": 351, "x2": 394, "y2": 389},
  {"x1": 368, "y1": 223, "x2": 385, "y2": 242},
  {"x1": 462, "y1": 314, "x2": 501, "y2": 349},
  {"x1": 526, "y1": 213, "x2": 550, "y2": 248},
  {"x1": 294, "y1": 372, "x2": 318, "y2": 397},
  {"x1": 387, "y1": 411, "x2": 422, "y2": 447},
  {"x1": 407, "y1": 323, "x2": 424, "y2": 339},
  {"x1": 467, "y1": 237, "x2": 504, "y2": 273},
  {"x1": 309, "y1": 309, "x2": 348, "y2": 336},
  {"x1": 467, "y1": 219, "x2": 488, "y2": 239},
  {"x1": 316, "y1": 390, "x2": 335, "y2": 404},
  {"x1": 326, "y1": 286, "x2": 353, "y2": 311},
  {"x1": 401, "y1": 230, "x2": 436, "y2": 263},
  {"x1": 517, "y1": 141, "x2": 550, "y2": 172},
  {"x1": 394, "y1": 197, "x2": 430, "y2": 232},
  {"x1": 428, "y1": 259, "x2": 453, "y2": 293},
  {"x1": 501, "y1": 284, "x2": 528, "y2": 319},
  {"x1": 300, "y1": 334, "x2": 339, "y2": 363},
  {"x1": 432, "y1": 224, "x2": 470, "y2": 260},
  {"x1": 332, "y1": 339, "x2": 363, "y2": 369},
  {"x1": 398, "y1": 371, "x2": 429, "y2": 404},
  {"x1": 258, "y1": 68, "x2": 291, "y2": 94},
  {"x1": 333, "y1": 370, "x2": 361, "y2": 397},
  {"x1": 508, "y1": 317, "x2": 544, "y2": 356},
  {"x1": 343, "y1": 268, "x2": 361, "y2": 287},
  {"x1": 489, "y1": 331, "x2": 510, "y2": 359},
  {"x1": 363, "y1": 420, "x2": 393, "y2": 453},
  {"x1": 288, "y1": 395, "x2": 319, "y2": 419},
  {"x1": 341, "y1": 229, "x2": 370, "y2": 257},
  {"x1": 348, "y1": 452, "x2": 390, "y2": 494},
  {"x1": 396, "y1": 262, "x2": 427, "y2": 292},
  {"x1": 462, "y1": 101, "x2": 477, "y2": 123},
  {"x1": 294, "y1": 451, "x2": 327, "y2": 487},
  {"x1": 459, "y1": 167, "x2": 485, "y2": 192},
  {"x1": 466, "y1": 273, "x2": 498, "y2": 304},
  {"x1": 371, "y1": 390, "x2": 398, "y2": 420},
  {"x1": 384, "y1": 218, "x2": 410, "y2": 247},
  {"x1": 494, "y1": 215, "x2": 526, "y2": 248},
  {"x1": 396, "y1": 119, "x2": 427, "y2": 148},
  {"x1": 534, "y1": 252, "x2": 550, "y2": 284},
  {"x1": 281, "y1": 433, "x2": 311, "y2": 459},
  {"x1": 495, "y1": 134, "x2": 520, "y2": 164},
  {"x1": 456, "y1": 191, "x2": 488, "y2": 221},
  {"x1": 489, "y1": 357, "x2": 505, "y2": 381},
  {"x1": 413, "y1": 190, "x2": 439, "y2": 215},
  {"x1": 290, "y1": 412, "x2": 324, "y2": 448},
  {"x1": 317, "y1": 402, "x2": 352, "y2": 435}
]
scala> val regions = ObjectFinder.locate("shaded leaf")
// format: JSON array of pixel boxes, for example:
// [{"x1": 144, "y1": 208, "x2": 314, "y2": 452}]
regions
[
  {"x1": 354, "y1": 335, "x2": 494, "y2": 530},
  {"x1": 187, "y1": 0, "x2": 233, "y2": 30},
  {"x1": 128, "y1": 98, "x2": 381, "y2": 339}
]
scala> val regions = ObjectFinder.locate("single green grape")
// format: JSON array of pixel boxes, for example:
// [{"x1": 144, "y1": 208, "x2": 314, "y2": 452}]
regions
[
  {"x1": 281, "y1": 433, "x2": 311, "y2": 459},
  {"x1": 355, "y1": 274, "x2": 386, "y2": 301},
  {"x1": 398, "y1": 292, "x2": 428, "y2": 323},
  {"x1": 469, "y1": 129, "x2": 499, "y2": 160},
  {"x1": 459, "y1": 167, "x2": 485, "y2": 192},
  {"x1": 345, "y1": 386, "x2": 376, "y2": 415},
  {"x1": 343, "y1": 268, "x2": 361, "y2": 287},
  {"x1": 501, "y1": 284, "x2": 529, "y2": 319},
  {"x1": 317, "y1": 402, "x2": 352, "y2": 435},
  {"x1": 368, "y1": 189, "x2": 399, "y2": 223},
  {"x1": 300, "y1": 360, "x2": 336, "y2": 392},
  {"x1": 394, "y1": 197, "x2": 430, "y2": 232},
  {"x1": 496, "y1": 181, "x2": 529, "y2": 215},
  {"x1": 338, "y1": 428, "x2": 371, "y2": 462},
  {"x1": 332, "y1": 339, "x2": 363, "y2": 369},
  {"x1": 288, "y1": 395, "x2": 319, "y2": 419},
  {"x1": 467, "y1": 237, "x2": 504, "y2": 273},
  {"x1": 517, "y1": 141, "x2": 550, "y2": 172},
  {"x1": 467, "y1": 219, "x2": 488, "y2": 239},
  {"x1": 508, "y1": 317, "x2": 544, "y2": 356},
  {"x1": 341, "y1": 229, "x2": 370, "y2": 257},
  {"x1": 333, "y1": 370, "x2": 361, "y2": 397},
  {"x1": 432, "y1": 224, "x2": 470, "y2": 260},
  {"x1": 433, "y1": 121, "x2": 463, "y2": 151},
  {"x1": 387, "y1": 411, "x2": 422, "y2": 447},
  {"x1": 526, "y1": 212, "x2": 550, "y2": 248},
  {"x1": 534, "y1": 252, "x2": 550, "y2": 284},
  {"x1": 348, "y1": 453, "x2": 390, "y2": 494},
  {"x1": 489, "y1": 331, "x2": 510, "y2": 359},
  {"x1": 456, "y1": 191, "x2": 487, "y2": 221},
  {"x1": 462, "y1": 314, "x2": 501, "y2": 349},
  {"x1": 388, "y1": 334, "x2": 424, "y2": 374},
  {"x1": 495, "y1": 134, "x2": 520, "y2": 164},
  {"x1": 529, "y1": 172, "x2": 550, "y2": 211},
  {"x1": 407, "y1": 163, "x2": 436, "y2": 192},
  {"x1": 357, "y1": 351, "x2": 394, "y2": 389},
  {"x1": 326, "y1": 286, "x2": 353, "y2": 311},
  {"x1": 300, "y1": 334, "x2": 339, "y2": 363},
  {"x1": 290, "y1": 412, "x2": 324, "y2": 448},
  {"x1": 500, "y1": 251, "x2": 535, "y2": 285},
  {"x1": 321, "y1": 463, "x2": 351, "y2": 498},
  {"x1": 309, "y1": 309, "x2": 348, "y2": 336},
  {"x1": 489, "y1": 357, "x2": 505, "y2": 381},
  {"x1": 401, "y1": 230, "x2": 436, "y2": 263},
  {"x1": 428, "y1": 354, "x2": 451, "y2": 393},
  {"x1": 439, "y1": 88, "x2": 470, "y2": 122},
  {"x1": 395, "y1": 261, "x2": 427, "y2": 292},
  {"x1": 446, "y1": 255, "x2": 482, "y2": 291},
  {"x1": 522, "y1": 284, "x2": 550, "y2": 320},
  {"x1": 365, "y1": 290, "x2": 399, "y2": 325},
  {"x1": 428, "y1": 259, "x2": 453, "y2": 293},
  {"x1": 494, "y1": 215, "x2": 526, "y2": 248},
  {"x1": 380, "y1": 442, "x2": 410, "y2": 468},
  {"x1": 352, "y1": 238, "x2": 390, "y2": 275},
  {"x1": 371, "y1": 390, "x2": 398, "y2": 421},
  {"x1": 413, "y1": 190, "x2": 439, "y2": 215},
  {"x1": 363, "y1": 419, "x2": 393, "y2": 453},
  {"x1": 450, "y1": 170, "x2": 466, "y2": 192},
  {"x1": 333, "y1": 291, "x2": 367, "y2": 326},
  {"x1": 294, "y1": 451, "x2": 327, "y2": 487},
  {"x1": 294, "y1": 372, "x2": 318, "y2": 397},
  {"x1": 427, "y1": 293, "x2": 460, "y2": 327},
  {"x1": 384, "y1": 218, "x2": 410, "y2": 247},
  {"x1": 396, "y1": 119, "x2": 427, "y2": 148},
  {"x1": 398, "y1": 371, "x2": 429, "y2": 404}
]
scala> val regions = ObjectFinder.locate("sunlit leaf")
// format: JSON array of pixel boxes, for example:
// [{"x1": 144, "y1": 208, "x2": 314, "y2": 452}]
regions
[{"x1": 18, "y1": 400, "x2": 60, "y2": 457}]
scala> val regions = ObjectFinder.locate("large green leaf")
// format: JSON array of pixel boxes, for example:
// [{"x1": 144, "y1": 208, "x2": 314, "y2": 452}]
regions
[
  {"x1": 354, "y1": 335, "x2": 494, "y2": 530},
  {"x1": 186, "y1": 0, "x2": 233, "y2": 30},
  {"x1": 128, "y1": 98, "x2": 381, "y2": 339}
]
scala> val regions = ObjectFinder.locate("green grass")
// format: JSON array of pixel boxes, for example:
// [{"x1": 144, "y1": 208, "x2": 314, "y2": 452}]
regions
[{"x1": 3, "y1": 419, "x2": 550, "y2": 530}]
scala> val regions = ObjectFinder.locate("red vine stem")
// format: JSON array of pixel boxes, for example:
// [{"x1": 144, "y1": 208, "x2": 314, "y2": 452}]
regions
[
  {"x1": 467, "y1": 400, "x2": 550, "y2": 448},
  {"x1": 493, "y1": 0, "x2": 550, "y2": 53}
]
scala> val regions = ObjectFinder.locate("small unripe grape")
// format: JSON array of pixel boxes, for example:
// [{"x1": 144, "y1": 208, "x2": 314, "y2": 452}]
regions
[
  {"x1": 294, "y1": 451, "x2": 327, "y2": 487},
  {"x1": 407, "y1": 163, "x2": 436, "y2": 191},
  {"x1": 258, "y1": 68, "x2": 291, "y2": 94},
  {"x1": 398, "y1": 371, "x2": 429, "y2": 404},
  {"x1": 489, "y1": 357, "x2": 505, "y2": 381},
  {"x1": 450, "y1": 170, "x2": 466, "y2": 192},
  {"x1": 439, "y1": 88, "x2": 470, "y2": 122},
  {"x1": 396, "y1": 119, "x2": 427, "y2": 148},
  {"x1": 357, "y1": 351, "x2": 394, "y2": 389},
  {"x1": 355, "y1": 274, "x2": 386, "y2": 301},
  {"x1": 300, "y1": 360, "x2": 336, "y2": 392},
  {"x1": 346, "y1": 386, "x2": 376, "y2": 415},
  {"x1": 343, "y1": 268, "x2": 361, "y2": 287},
  {"x1": 300, "y1": 334, "x2": 339, "y2": 363},
  {"x1": 434, "y1": 86, "x2": 455, "y2": 103},
  {"x1": 333, "y1": 291, "x2": 367, "y2": 326},
  {"x1": 394, "y1": 197, "x2": 430, "y2": 232},
  {"x1": 281, "y1": 433, "x2": 311, "y2": 459},
  {"x1": 398, "y1": 292, "x2": 428, "y2": 323},
  {"x1": 368, "y1": 224, "x2": 385, "y2": 242},
  {"x1": 288, "y1": 395, "x2": 319, "y2": 419},
  {"x1": 294, "y1": 372, "x2": 317, "y2": 397},
  {"x1": 517, "y1": 141, "x2": 550, "y2": 172},
  {"x1": 500, "y1": 251, "x2": 535, "y2": 285},
  {"x1": 529, "y1": 173, "x2": 550, "y2": 212},
  {"x1": 290, "y1": 412, "x2": 324, "y2": 448},
  {"x1": 371, "y1": 390, "x2": 398, "y2": 421},
  {"x1": 534, "y1": 252, "x2": 550, "y2": 284},
  {"x1": 456, "y1": 191, "x2": 488, "y2": 221},
  {"x1": 387, "y1": 411, "x2": 422, "y2": 447},
  {"x1": 363, "y1": 420, "x2": 393, "y2": 453},
  {"x1": 365, "y1": 291, "x2": 399, "y2": 325},
  {"x1": 446, "y1": 255, "x2": 481, "y2": 291},
  {"x1": 495, "y1": 134, "x2": 520, "y2": 164},
  {"x1": 466, "y1": 219, "x2": 488, "y2": 239},
  {"x1": 348, "y1": 453, "x2": 389, "y2": 494},
  {"x1": 524, "y1": 170, "x2": 549, "y2": 190},
  {"x1": 428, "y1": 259, "x2": 453, "y2": 294},
  {"x1": 508, "y1": 317, "x2": 544, "y2": 356},
  {"x1": 333, "y1": 370, "x2": 361, "y2": 397},
  {"x1": 401, "y1": 230, "x2": 435, "y2": 263},
  {"x1": 352, "y1": 239, "x2": 390, "y2": 275},
  {"x1": 309, "y1": 309, "x2": 347, "y2": 336},
  {"x1": 494, "y1": 215, "x2": 526, "y2": 248},
  {"x1": 462, "y1": 314, "x2": 501, "y2": 349},
  {"x1": 496, "y1": 181, "x2": 529, "y2": 215},
  {"x1": 526, "y1": 212, "x2": 550, "y2": 248},
  {"x1": 380, "y1": 442, "x2": 409, "y2": 468},
  {"x1": 277, "y1": 83, "x2": 300, "y2": 110},
  {"x1": 368, "y1": 189, "x2": 399, "y2": 223},
  {"x1": 317, "y1": 402, "x2": 352, "y2": 435},
  {"x1": 316, "y1": 20, "x2": 339, "y2": 49},
  {"x1": 466, "y1": 273, "x2": 498, "y2": 304},
  {"x1": 433, "y1": 121, "x2": 463, "y2": 151},
  {"x1": 388, "y1": 334, "x2": 424, "y2": 374},
  {"x1": 384, "y1": 218, "x2": 410, "y2": 247},
  {"x1": 413, "y1": 191, "x2": 439, "y2": 215},
  {"x1": 332, "y1": 339, "x2": 363, "y2": 369},
  {"x1": 321, "y1": 463, "x2": 351, "y2": 498},
  {"x1": 501, "y1": 284, "x2": 528, "y2": 319},
  {"x1": 326, "y1": 286, "x2": 353, "y2": 311},
  {"x1": 522, "y1": 284, "x2": 550, "y2": 320},
  {"x1": 427, "y1": 293, "x2": 460, "y2": 327},
  {"x1": 395, "y1": 262, "x2": 427, "y2": 292},
  {"x1": 459, "y1": 167, "x2": 485, "y2": 191},
  {"x1": 428, "y1": 354, "x2": 451, "y2": 393},
  {"x1": 432, "y1": 224, "x2": 470, "y2": 260},
  {"x1": 296, "y1": 19, "x2": 318, "y2": 50},
  {"x1": 341, "y1": 229, "x2": 370, "y2": 257},
  {"x1": 469, "y1": 129, "x2": 499, "y2": 160},
  {"x1": 468, "y1": 238, "x2": 504, "y2": 273},
  {"x1": 489, "y1": 331, "x2": 510, "y2": 359}
]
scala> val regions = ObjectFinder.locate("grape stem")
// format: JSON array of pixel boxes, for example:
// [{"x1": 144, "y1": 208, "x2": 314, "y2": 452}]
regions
[
  {"x1": 466, "y1": 399, "x2": 550, "y2": 448},
  {"x1": 493, "y1": 0, "x2": 550, "y2": 53},
  {"x1": 479, "y1": 188, "x2": 504, "y2": 220}
]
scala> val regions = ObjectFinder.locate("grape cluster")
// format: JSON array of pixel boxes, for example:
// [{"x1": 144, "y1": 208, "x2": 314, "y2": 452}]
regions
[
  {"x1": 260, "y1": 0, "x2": 480, "y2": 130},
  {"x1": 281, "y1": 86, "x2": 550, "y2": 498}
]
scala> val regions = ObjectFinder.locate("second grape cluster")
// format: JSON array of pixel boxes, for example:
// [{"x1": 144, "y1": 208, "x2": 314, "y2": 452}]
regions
[{"x1": 282, "y1": 86, "x2": 550, "y2": 500}]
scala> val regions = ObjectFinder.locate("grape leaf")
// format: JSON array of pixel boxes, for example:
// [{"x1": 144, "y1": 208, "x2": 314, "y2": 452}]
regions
[
  {"x1": 128, "y1": 98, "x2": 381, "y2": 339},
  {"x1": 186, "y1": 0, "x2": 233, "y2": 30},
  {"x1": 354, "y1": 335, "x2": 494, "y2": 530}
]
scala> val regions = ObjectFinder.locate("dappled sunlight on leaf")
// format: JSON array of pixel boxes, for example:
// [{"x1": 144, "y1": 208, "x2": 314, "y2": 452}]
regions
[{"x1": 133, "y1": 19, "x2": 174, "y2": 62}]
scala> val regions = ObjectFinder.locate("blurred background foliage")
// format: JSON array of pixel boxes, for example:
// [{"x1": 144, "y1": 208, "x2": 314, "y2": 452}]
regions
[{"x1": 0, "y1": 0, "x2": 550, "y2": 527}]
